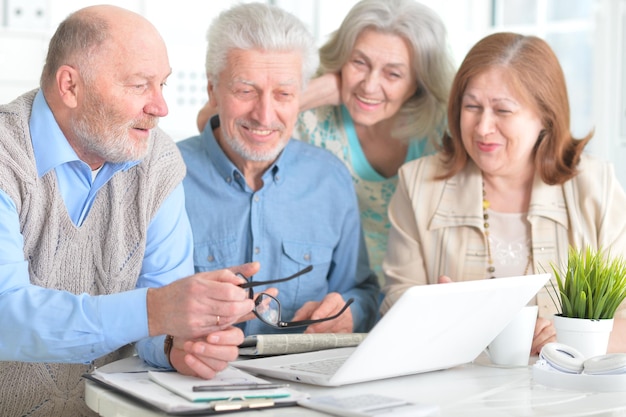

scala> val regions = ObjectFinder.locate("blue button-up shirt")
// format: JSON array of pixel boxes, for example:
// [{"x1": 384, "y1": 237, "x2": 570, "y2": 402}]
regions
[
  {"x1": 0, "y1": 90, "x2": 194, "y2": 367},
  {"x1": 177, "y1": 116, "x2": 379, "y2": 335}
]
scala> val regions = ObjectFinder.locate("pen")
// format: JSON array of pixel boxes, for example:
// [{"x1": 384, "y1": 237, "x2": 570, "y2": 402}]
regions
[{"x1": 192, "y1": 383, "x2": 289, "y2": 392}]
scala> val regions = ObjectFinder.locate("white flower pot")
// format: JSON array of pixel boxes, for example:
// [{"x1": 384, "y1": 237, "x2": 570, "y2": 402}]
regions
[{"x1": 553, "y1": 315, "x2": 614, "y2": 359}]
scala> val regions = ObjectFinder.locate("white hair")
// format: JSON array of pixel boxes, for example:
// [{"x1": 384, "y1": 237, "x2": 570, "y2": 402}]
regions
[{"x1": 205, "y1": 2, "x2": 319, "y2": 90}]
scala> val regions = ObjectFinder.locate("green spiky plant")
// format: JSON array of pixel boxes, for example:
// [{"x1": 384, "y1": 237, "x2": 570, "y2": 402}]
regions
[{"x1": 549, "y1": 246, "x2": 626, "y2": 320}]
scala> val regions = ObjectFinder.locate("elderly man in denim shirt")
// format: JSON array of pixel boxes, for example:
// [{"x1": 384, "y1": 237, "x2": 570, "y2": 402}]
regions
[{"x1": 178, "y1": 3, "x2": 379, "y2": 336}]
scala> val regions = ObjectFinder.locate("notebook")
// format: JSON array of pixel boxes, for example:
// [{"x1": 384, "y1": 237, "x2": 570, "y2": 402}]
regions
[{"x1": 232, "y1": 273, "x2": 550, "y2": 386}]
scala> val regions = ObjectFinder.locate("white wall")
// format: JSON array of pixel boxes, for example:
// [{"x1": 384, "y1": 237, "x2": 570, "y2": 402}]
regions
[
  {"x1": 592, "y1": 0, "x2": 626, "y2": 190},
  {"x1": 1, "y1": 0, "x2": 625, "y2": 187},
  {"x1": 0, "y1": 0, "x2": 487, "y2": 142},
  {"x1": 0, "y1": 0, "x2": 244, "y2": 140}
]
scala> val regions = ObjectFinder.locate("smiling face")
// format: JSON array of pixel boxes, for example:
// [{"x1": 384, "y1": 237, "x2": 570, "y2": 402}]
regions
[
  {"x1": 339, "y1": 29, "x2": 417, "y2": 129},
  {"x1": 210, "y1": 49, "x2": 302, "y2": 169},
  {"x1": 460, "y1": 66, "x2": 544, "y2": 179},
  {"x1": 69, "y1": 13, "x2": 171, "y2": 165}
]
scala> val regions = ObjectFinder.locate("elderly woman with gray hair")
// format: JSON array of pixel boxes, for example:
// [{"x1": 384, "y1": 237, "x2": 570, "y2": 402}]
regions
[{"x1": 294, "y1": 0, "x2": 455, "y2": 285}]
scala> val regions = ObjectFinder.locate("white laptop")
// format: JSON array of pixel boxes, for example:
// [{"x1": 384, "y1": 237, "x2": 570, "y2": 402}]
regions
[{"x1": 233, "y1": 273, "x2": 550, "y2": 386}]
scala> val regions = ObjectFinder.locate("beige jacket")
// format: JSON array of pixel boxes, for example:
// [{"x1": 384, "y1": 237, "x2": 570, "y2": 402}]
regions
[{"x1": 381, "y1": 153, "x2": 626, "y2": 319}]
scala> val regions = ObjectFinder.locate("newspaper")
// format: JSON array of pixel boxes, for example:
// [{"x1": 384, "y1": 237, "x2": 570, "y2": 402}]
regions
[{"x1": 238, "y1": 333, "x2": 367, "y2": 356}]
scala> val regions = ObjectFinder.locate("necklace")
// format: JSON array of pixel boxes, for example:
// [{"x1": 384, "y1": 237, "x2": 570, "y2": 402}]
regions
[{"x1": 482, "y1": 180, "x2": 532, "y2": 279}]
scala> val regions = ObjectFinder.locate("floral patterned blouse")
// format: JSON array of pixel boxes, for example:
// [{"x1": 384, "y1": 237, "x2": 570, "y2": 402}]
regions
[{"x1": 294, "y1": 105, "x2": 433, "y2": 284}]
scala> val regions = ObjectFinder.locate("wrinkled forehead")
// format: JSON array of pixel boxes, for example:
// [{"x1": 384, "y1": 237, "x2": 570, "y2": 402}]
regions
[
  {"x1": 96, "y1": 21, "x2": 170, "y2": 79},
  {"x1": 222, "y1": 48, "x2": 303, "y2": 85}
]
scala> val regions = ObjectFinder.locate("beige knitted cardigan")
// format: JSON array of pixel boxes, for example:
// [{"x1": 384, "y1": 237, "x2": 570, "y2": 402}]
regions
[{"x1": 0, "y1": 90, "x2": 185, "y2": 417}]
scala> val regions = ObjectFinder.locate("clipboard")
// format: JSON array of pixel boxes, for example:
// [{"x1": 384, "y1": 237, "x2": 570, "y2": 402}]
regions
[
  {"x1": 82, "y1": 357, "x2": 303, "y2": 415},
  {"x1": 84, "y1": 372, "x2": 300, "y2": 415}
]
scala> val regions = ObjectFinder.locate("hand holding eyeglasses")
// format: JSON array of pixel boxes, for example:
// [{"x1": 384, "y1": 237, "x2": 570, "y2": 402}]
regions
[
  {"x1": 235, "y1": 286, "x2": 279, "y2": 324},
  {"x1": 148, "y1": 262, "x2": 263, "y2": 380},
  {"x1": 147, "y1": 263, "x2": 258, "y2": 340},
  {"x1": 294, "y1": 292, "x2": 354, "y2": 334},
  {"x1": 237, "y1": 265, "x2": 354, "y2": 331}
]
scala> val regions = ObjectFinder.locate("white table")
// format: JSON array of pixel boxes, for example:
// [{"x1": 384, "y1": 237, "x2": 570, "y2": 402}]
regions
[{"x1": 85, "y1": 354, "x2": 626, "y2": 416}]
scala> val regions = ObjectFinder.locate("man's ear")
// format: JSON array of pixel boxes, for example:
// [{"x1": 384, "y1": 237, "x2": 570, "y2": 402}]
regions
[
  {"x1": 56, "y1": 65, "x2": 80, "y2": 108},
  {"x1": 207, "y1": 82, "x2": 219, "y2": 107}
]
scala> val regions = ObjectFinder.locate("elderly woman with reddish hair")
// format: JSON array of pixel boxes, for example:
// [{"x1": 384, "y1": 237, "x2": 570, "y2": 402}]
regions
[{"x1": 381, "y1": 32, "x2": 626, "y2": 355}]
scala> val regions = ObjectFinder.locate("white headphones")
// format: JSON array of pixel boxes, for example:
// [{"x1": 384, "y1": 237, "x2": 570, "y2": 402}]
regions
[{"x1": 540, "y1": 342, "x2": 626, "y2": 375}]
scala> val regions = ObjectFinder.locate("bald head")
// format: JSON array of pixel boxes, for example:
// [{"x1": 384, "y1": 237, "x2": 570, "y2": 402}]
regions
[
  {"x1": 41, "y1": 5, "x2": 165, "y2": 89},
  {"x1": 40, "y1": 5, "x2": 171, "y2": 168}
]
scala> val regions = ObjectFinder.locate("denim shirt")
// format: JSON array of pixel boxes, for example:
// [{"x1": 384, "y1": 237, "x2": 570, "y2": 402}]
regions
[{"x1": 177, "y1": 116, "x2": 379, "y2": 335}]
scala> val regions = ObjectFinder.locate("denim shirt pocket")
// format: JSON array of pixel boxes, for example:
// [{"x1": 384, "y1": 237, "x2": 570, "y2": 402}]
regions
[
  {"x1": 193, "y1": 237, "x2": 238, "y2": 272},
  {"x1": 281, "y1": 240, "x2": 333, "y2": 268},
  {"x1": 280, "y1": 240, "x2": 334, "y2": 313}
]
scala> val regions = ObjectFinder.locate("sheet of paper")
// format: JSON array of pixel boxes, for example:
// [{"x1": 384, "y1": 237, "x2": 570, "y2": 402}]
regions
[
  {"x1": 90, "y1": 370, "x2": 213, "y2": 413},
  {"x1": 89, "y1": 365, "x2": 306, "y2": 414},
  {"x1": 148, "y1": 368, "x2": 292, "y2": 402}
]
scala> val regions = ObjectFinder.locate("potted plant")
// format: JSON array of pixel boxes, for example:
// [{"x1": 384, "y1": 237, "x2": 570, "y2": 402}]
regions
[{"x1": 549, "y1": 246, "x2": 626, "y2": 358}]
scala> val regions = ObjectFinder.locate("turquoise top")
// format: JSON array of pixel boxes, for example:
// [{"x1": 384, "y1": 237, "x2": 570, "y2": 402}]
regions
[{"x1": 294, "y1": 105, "x2": 432, "y2": 284}]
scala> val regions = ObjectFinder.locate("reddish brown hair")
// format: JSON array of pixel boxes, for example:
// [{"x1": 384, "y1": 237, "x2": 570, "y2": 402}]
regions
[{"x1": 439, "y1": 32, "x2": 591, "y2": 184}]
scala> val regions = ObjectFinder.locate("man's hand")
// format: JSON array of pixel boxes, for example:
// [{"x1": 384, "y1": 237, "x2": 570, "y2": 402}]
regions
[
  {"x1": 292, "y1": 292, "x2": 354, "y2": 334},
  {"x1": 235, "y1": 287, "x2": 279, "y2": 323},
  {"x1": 169, "y1": 327, "x2": 244, "y2": 379},
  {"x1": 147, "y1": 263, "x2": 259, "y2": 339}
]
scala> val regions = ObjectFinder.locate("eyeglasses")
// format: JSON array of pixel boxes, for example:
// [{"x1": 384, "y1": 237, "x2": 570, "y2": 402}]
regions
[{"x1": 237, "y1": 264, "x2": 354, "y2": 329}]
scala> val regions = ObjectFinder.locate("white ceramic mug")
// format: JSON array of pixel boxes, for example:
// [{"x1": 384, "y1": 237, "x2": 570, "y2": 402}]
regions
[{"x1": 486, "y1": 305, "x2": 538, "y2": 367}]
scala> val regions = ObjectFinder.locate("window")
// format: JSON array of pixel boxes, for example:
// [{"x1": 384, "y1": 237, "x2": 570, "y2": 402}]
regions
[{"x1": 493, "y1": 0, "x2": 594, "y2": 138}]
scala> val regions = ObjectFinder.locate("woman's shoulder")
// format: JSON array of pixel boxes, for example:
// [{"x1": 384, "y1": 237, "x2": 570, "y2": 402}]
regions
[
  {"x1": 294, "y1": 106, "x2": 348, "y2": 158},
  {"x1": 576, "y1": 152, "x2": 612, "y2": 168},
  {"x1": 296, "y1": 106, "x2": 343, "y2": 135},
  {"x1": 561, "y1": 154, "x2": 625, "y2": 207},
  {"x1": 299, "y1": 105, "x2": 340, "y2": 121},
  {"x1": 399, "y1": 153, "x2": 448, "y2": 177},
  {"x1": 570, "y1": 153, "x2": 619, "y2": 186}
]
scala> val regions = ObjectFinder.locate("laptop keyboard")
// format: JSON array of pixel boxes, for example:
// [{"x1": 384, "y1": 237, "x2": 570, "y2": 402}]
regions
[{"x1": 281, "y1": 356, "x2": 348, "y2": 375}]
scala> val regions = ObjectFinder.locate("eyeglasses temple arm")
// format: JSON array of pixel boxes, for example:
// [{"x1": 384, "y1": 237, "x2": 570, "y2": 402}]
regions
[
  {"x1": 239, "y1": 264, "x2": 314, "y2": 289},
  {"x1": 277, "y1": 298, "x2": 354, "y2": 328}
]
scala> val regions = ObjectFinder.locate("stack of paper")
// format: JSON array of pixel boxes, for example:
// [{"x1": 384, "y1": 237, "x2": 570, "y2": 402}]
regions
[{"x1": 84, "y1": 356, "x2": 307, "y2": 414}]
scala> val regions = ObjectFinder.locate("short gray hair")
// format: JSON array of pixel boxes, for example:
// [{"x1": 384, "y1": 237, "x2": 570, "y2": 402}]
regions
[
  {"x1": 205, "y1": 2, "x2": 318, "y2": 89},
  {"x1": 319, "y1": 0, "x2": 455, "y2": 142}
]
